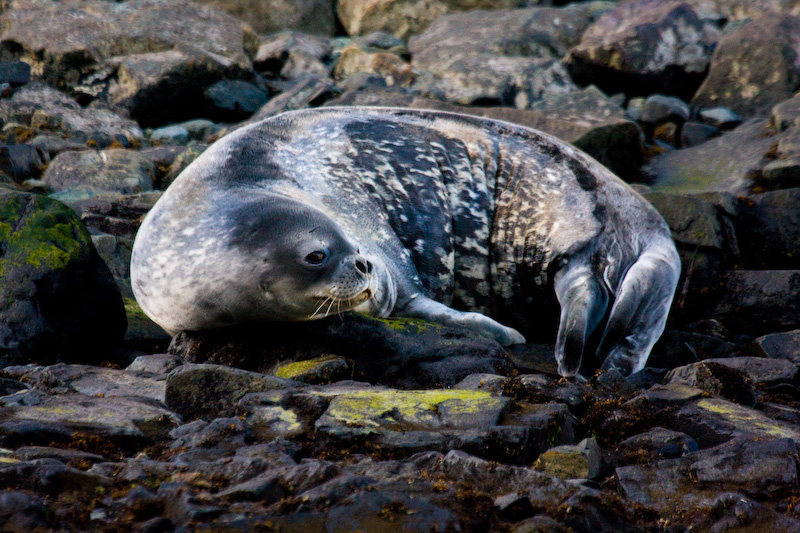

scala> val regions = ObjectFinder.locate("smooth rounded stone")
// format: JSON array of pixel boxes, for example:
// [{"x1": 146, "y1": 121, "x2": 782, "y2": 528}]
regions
[
  {"x1": 0, "y1": 60, "x2": 31, "y2": 86},
  {"x1": 616, "y1": 427, "x2": 698, "y2": 461},
  {"x1": 666, "y1": 361, "x2": 757, "y2": 406},
  {"x1": 179, "y1": 119, "x2": 219, "y2": 141},
  {"x1": 127, "y1": 354, "x2": 184, "y2": 375},
  {"x1": 698, "y1": 107, "x2": 743, "y2": 129},
  {"x1": 711, "y1": 270, "x2": 800, "y2": 336},
  {"x1": 643, "y1": 119, "x2": 777, "y2": 194},
  {"x1": 196, "y1": 0, "x2": 337, "y2": 36},
  {"x1": 639, "y1": 94, "x2": 691, "y2": 125},
  {"x1": 408, "y1": 6, "x2": 598, "y2": 106},
  {"x1": 533, "y1": 437, "x2": 603, "y2": 480},
  {"x1": 272, "y1": 355, "x2": 353, "y2": 385},
  {"x1": 337, "y1": 0, "x2": 521, "y2": 38},
  {"x1": 749, "y1": 330, "x2": 800, "y2": 364},
  {"x1": 164, "y1": 363, "x2": 300, "y2": 421},
  {"x1": 453, "y1": 373, "x2": 507, "y2": 394},
  {"x1": 203, "y1": 80, "x2": 269, "y2": 122},
  {"x1": 0, "y1": 83, "x2": 144, "y2": 145},
  {"x1": 3, "y1": 393, "x2": 181, "y2": 441},
  {"x1": 679, "y1": 121, "x2": 719, "y2": 147},
  {"x1": 0, "y1": 144, "x2": 47, "y2": 183},
  {"x1": 692, "y1": 15, "x2": 800, "y2": 119},
  {"x1": 617, "y1": 438, "x2": 799, "y2": 513},
  {"x1": 566, "y1": 0, "x2": 720, "y2": 100},
  {"x1": 149, "y1": 125, "x2": 190, "y2": 146},
  {"x1": 0, "y1": 190, "x2": 125, "y2": 366},
  {"x1": 43, "y1": 149, "x2": 156, "y2": 196},
  {"x1": 333, "y1": 44, "x2": 416, "y2": 87}
]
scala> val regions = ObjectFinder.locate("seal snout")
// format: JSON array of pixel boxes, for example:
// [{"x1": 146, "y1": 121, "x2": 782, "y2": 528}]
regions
[{"x1": 354, "y1": 256, "x2": 373, "y2": 277}]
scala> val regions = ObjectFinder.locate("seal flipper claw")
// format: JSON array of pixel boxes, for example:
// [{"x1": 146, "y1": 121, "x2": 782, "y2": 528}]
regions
[
  {"x1": 554, "y1": 264, "x2": 609, "y2": 376},
  {"x1": 399, "y1": 296, "x2": 526, "y2": 346},
  {"x1": 596, "y1": 243, "x2": 680, "y2": 376}
]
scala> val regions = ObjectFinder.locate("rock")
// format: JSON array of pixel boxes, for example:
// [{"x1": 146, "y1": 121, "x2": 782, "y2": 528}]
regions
[
  {"x1": 749, "y1": 330, "x2": 800, "y2": 364},
  {"x1": 566, "y1": 0, "x2": 720, "y2": 100},
  {"x1": 168, "y1": 314, "x2": 510, "y2": 389},
  {"x1": 272, "y1": 355, "x2": 353, "y2": 385},
  {"x1": 761, "y1": 158, "x2": 800, "y2": 190},
  {"x1": 26, "y1": 135, "x2": 88, "y2": 160},
  {"x1": 1, "y1": 0, "x2": 255, "y2": 119},
  {"x1": 711, "y1": 270, "x2": 800, "y2": 336},
  {"x1": 203, "y1": 80, "x2": 269, "y2": 122},
  {"x1": 737, "y1": 188, "x2": 800, "y2": 269},
  {"x1": 0, "y1": 491, "x2": 50, "y2": 531},
  {"x1": 650, "y1": 330, "x2": 737, "y2": 369},
  {"x1": 692, "y1": 15, "x2": 800, "y2": 119},
  {"x1": 327, "y1": 491, "x2": 460, "y2": 533},
  {"x1": 617, "y1": 439, "x2": 800, "y2": 513},
  {"x1": 454, "y1": 373, "x2": 508, "y2": 394},
  {"x1": 337, "y1": 0, "x2": 520, "y2": 39},
  {"x1": 666, "y1": 361, "x2": 757, "y2": 405},
  {"x1": 0, "y1": 393, "x2": 180, "y2": 443},
  {"x1": 333, "y1": 44, "x2": 416, "y2": 87},
  {"x1": 409, "y1": 6, "x2": 592, "y2": 106},
  {"x1": 0, "y1": 83, "x2": 144, "y2": 145},
  {"x1": 698, "y1": 356, "x2": 799, "y2": 386},
  {"x1": 122, "y1": 297, "x2": 171, "y2": 352},
  {"x1": 698, "y1": 107, "x2": 743, "y2": 129},
  {"x1": 164, "y1": 364, "x2": 299, "y2": 421},
  {"x1": 639, "y1": 94, "x2": 691, "y2": 126},
  {"x1": 679, "y1": 121, "x2": 719, "y2": 148},
  {"x1": 23, "y1": 362, "x2": 167, "y2": 402},
  {"x1": 533, "y1": 437, "x2": 603, "y2": 480},
  {"x1": 195, "y1": 0, "x2": 337, "y2": 36},
  {"x1": 44, "y1": 149, "x2": 155, "y2": 197},
  {"x1": 772, "y1": 93, "x2": 800, "y2": 132},
  {"x1": 0, "y1": 144, "x2": 47, "y2": 183},
  {"x1": 127, "y1": 354, "x2": 184, "y2": 375},
  {"x1": 0, "y1": 60, "x2": 31, "y2": 87},
  {"x1": 242, "y1": 77, "x2": 339, "y2": 126},
  {"x1": 150, "y1": 125, "x2": 191, "y2": 146},
  {"x1": 60, "y1": 190, "x2": 161, "y2": 239},
  {"x1": 0, "y1": 458, "x2": 111, "y2": 495},
  {"x1": 0, "y1": 190, "x2": 125, "y2": 366},
  {"x1": 253, "y1": 31, "x2": 332, "y2": 78},
  {"x1": 616, "y1": 427, "x2": 698, "y2": 463},
  {"x1": 643, "y1": 119, "x2": 776, "y2": 194},
  {"x1": 91, "y1": 233, "x2": 133, "y2": 296},
  {"x1": 159, "y1": 145, "x2": 207, "y2": 190}
]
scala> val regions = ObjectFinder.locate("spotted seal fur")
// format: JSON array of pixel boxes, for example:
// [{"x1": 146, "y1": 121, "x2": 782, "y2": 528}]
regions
[{"x1": 131, "y1": 107, "x2": 680, "y2": 376}]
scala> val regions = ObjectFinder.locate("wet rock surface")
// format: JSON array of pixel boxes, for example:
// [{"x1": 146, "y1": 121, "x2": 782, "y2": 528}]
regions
[{"x1": 3, "y1": 0, "x2": 800, "y2": 530}]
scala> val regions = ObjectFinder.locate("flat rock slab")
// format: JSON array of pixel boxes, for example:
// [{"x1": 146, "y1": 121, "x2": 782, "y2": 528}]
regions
[
  {"x1": 0, "y1": 393, "x2": 180, "y2": 441},
  {"x1": 750, "y1": 330, "x2": 800, "y2": 363},
  {"x1": 22, "y1": 363, "x2": 167, "y2": 402}
]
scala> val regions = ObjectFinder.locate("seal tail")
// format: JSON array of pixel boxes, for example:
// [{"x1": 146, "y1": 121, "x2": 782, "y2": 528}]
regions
[
  {"x1": 554, "y1": 263, "x2": 609, "y2": 377},
  {"x1": 596, "y1": 241, "x2": 681, "y2": 375}
]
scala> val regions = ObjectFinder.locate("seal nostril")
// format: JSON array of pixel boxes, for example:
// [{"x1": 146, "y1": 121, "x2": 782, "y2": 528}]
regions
[
  {"x1": 366, "y1": 260, "x2": 373, "y2": 274},
  {"x1": 355, "y1": 259, "x2": 368, "y2": 274}
]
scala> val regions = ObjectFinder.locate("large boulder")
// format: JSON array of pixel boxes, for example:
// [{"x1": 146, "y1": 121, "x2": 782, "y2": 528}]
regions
[
  {"x1": 408, "y1": 6, "x2": 599, "y2": 106},
  {"x1": 566, "y1": 0, "x2": 720, "y2": 100},
  {"x1": 691, "y1": 15, "x2": 800, "y2": 119},
  {"x1": 337, "y1": 0, "x2": 522, "y2": 39},
  {"x1": 0, "y1": 190, "x2": 126, "y2": 366},
  {"x1": 43, "y1": 149, "x2": 156, "y2": 197}
]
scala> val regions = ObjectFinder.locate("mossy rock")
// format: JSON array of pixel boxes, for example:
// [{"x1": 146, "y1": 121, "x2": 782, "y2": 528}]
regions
[{"x1": 0, "y1": 190, "x2": 126, "y2": 365}]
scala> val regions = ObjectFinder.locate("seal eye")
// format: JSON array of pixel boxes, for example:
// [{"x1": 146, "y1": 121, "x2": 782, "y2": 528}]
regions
[{"x1": 305, "y1": 250, "x2": 328, "y2": 265}]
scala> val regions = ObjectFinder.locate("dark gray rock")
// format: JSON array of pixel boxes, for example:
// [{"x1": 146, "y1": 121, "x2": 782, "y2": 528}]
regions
[
  {"x1": 44, "y1": 149, "x2": 155, "y2": 197},
  {"x1": 127, "y1": 353, "x2": 184, "y2": 375},
  {"x1": 698, "y1": 107, "x2": 743, "y2": 129},
  {"x1": 409, "y1": 6, "x2": 592, "y2": 106},
  {"x1": 737, "y1": 188, "x2": 800, "y2": 269},
  {"x1": 650, "y1": 330, "x2": 737, "y2": 369},
  {"x1": 711, "y1": 270, "x2": 800, "y2": 336},
  {"x1": 204, "y1": 80, "x2": 269, "y2": 122},
  {"x1": 242, "y1": 77, "x2": 339, "y2": 126},
  {"x1": 692, "y1": 15, "x2": 800, "y2": 119},
  {"x1": 0, "y1": 190, "x2": 126, "y2": 366},
  {"x1": 327, "y1": 490, "x2": 460, "y2": 533},
  {"x1": 0, "y1": 490, "x2": 51, "y2": 532},
  {"x1": 679, "y1": 121, "x2": 719, "y2": 147},
  {"x1": 639, "y1": 94, "x2": 690, "y2": 125},
  {"x1": 772, "y1": 93, "x2": 800, "y2": 132},
  {"x1": 164, "y1": 363, "x2": 299, "y2": 421},
  {"x1": 749, "y1": 330, "x2": 800, "y2": 364},
  {"x1": 0, "y1": 458, "x2": 111, "y2": 495},
  {"x1": 150, "y1": 125, "x2": 190, "y2": 146},
  {"x1": 666, "y1": 361, "x2": 757, "y2": 405},
  {"x1": 26, "y1": 135, "x2": 88, "y2": 160},
  {"x1": 0, "y1": 144, "x2": 47, "y2": 183},
  {"x1": 616, "y1": 427, "x2": 698, "y2": 463},
  {"x1": 689, "y1": 492, "x2": 800, "y2": 532},
  {"x1": 566, "y1": 0, "x2": 720, "y2": 100},
  {"x1": 0, "y1": 60, "x2": 31, "y2": 86}
]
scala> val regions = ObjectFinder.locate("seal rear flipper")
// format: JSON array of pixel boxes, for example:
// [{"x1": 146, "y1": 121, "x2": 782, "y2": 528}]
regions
[
  {"x1": 596, "y1": 244, "x2": 680, "y2": 376},
  {"x1": 553, "y1": 264, "x2": 609, "y2": 377},
  {"x1": 398, "y1": 295, "x2": 526, "y2": 346}
]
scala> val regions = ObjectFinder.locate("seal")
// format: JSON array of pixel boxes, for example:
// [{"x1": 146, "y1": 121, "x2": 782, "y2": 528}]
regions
[{"x1": 131, "y1": 107, "x2": 680, "y2": 376}]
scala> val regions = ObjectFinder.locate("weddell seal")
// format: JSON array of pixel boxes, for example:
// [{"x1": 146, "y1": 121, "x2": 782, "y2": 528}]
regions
[{"x1": 131, "y1": 107, "x2": 680, "y2": 376}]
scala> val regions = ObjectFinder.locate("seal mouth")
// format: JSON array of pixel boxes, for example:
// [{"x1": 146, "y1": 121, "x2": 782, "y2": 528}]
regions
[{"x1": 309, "y1": 288, "x2": 374, "y2": 318}]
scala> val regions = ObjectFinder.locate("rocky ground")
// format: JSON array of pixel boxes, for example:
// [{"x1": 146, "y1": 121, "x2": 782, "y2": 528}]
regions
[{"x1": 2, "y1": 0, "x2": 800, "y2": 531}]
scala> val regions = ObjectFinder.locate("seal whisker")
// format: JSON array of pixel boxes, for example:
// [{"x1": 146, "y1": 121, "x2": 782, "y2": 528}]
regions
[{"x1": 310, "y1": 296, "x2": 331, "y2": 319}]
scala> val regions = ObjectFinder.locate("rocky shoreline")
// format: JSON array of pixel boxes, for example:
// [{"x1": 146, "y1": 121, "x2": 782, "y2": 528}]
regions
[{"x1": 2, "y1": 0, "x2": 800, "y2": 531}]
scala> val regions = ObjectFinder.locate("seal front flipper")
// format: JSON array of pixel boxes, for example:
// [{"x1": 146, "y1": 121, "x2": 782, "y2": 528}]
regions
[
  {"x1": 397, "y1": 295, "x2": 526, "y2": 346},
  {"x1": 596, "y1": 242, "x2": 681, "y2": 375},
  {"x1": 553, "y1": 262, "x2": 609, "y2": 377}
]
